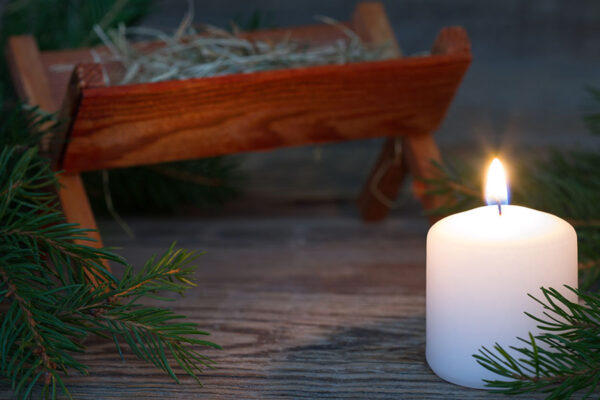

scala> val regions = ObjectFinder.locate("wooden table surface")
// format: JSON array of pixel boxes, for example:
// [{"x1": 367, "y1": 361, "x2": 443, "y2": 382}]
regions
[{"x1": 1, "y1": 216, "x2": 539, "y2": 399}]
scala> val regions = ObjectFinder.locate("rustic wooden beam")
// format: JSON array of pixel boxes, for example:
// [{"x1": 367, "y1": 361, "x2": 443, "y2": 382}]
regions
[
  {"x1": 5, "y1": 36, "x2": 108, "y2": 279},
  {"x1": 56, "y1": 47, "x2": 471, "y2": 172}
]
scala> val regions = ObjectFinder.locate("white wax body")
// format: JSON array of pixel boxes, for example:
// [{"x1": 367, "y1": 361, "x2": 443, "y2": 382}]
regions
[{"x1": 426, "y1": 205, "x2": 578, "y2": 389}]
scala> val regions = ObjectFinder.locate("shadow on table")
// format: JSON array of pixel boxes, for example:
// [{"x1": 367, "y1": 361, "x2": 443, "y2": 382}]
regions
[{"x1": 265, "y1": 316, "x2": 537, "y2": 399}]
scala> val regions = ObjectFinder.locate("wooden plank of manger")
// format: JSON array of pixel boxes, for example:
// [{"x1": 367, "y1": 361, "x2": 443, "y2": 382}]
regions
[{"x1": 55, "y1": 31, "x2": 470, "y2": 173}]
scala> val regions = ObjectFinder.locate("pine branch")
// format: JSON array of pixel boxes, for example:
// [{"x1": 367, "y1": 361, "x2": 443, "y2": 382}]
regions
[
  {"x1": 0, "y1": 248, "x2": 86, "y2": 399},
  {"x1": 0, "y1": 2, "x2": 226, "y2": 397},
  {"x1": 474, "y1": 286, "x2": 600, "y2": 399},
  {"x1": 113, "y1": 244, "x2": 199, "y2": 299},
  {"x1": 45, "y1": 246, "x2": 221, "y2": 387},
  {"x1": 0, "y1": 243, "x2": 220, "y2": 398},
  {"x1": 0, "y1": 145, "x2": 118, "y2": 286},
  {"x1": 1, "y1": 0, "x2": 154, "y2": 50},
  {"x1": 0, "y1": 104, "x2": 55, "y2": 149},
  {"x1": 0, "y1": 115, "x2": 219, "y2": 398}
]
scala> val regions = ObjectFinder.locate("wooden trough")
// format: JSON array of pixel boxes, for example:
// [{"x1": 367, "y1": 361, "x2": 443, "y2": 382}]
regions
[{"x1": 6, "y1": 2, "x2": 471, "y2": 253}]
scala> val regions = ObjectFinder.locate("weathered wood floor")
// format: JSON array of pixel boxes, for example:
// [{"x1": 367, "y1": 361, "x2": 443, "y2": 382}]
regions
[{"x1": 1, "y1": 216, "x2": 541, "y2": 399}]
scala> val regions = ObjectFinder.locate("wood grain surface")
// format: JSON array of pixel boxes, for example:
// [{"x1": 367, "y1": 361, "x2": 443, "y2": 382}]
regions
[
  {"x1": 0, "y1": 217, "x2": 541, "y2": 399},
  {"x1": 43, "y1": 7, "x2": 470, "y2": 174},
  {"x1": 60, "y1": 49, "x2": 470, "y2": 173}
]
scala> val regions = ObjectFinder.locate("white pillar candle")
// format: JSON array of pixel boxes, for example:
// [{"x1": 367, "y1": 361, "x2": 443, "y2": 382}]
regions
[{"x1": 426, "y1": 158, "x2": 578, "y2": 389}]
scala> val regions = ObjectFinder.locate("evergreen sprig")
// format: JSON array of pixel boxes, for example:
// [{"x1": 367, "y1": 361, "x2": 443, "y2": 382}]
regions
[
  {"x1": 0, "y1": 2, "x2": 232, "y2": 396},
  {"x1": 0, "y1": 109, "x2": 219, "y2": 399},
  {"x1": 475, "y1": 286, "x2": 600, "y2": 399},
  {"x1": 1, "y1": 0, "x2": 153, "y2": 50}
]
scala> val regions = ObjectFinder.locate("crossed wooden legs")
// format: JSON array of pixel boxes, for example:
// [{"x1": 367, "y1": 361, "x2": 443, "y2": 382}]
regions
[
  {"x1": 358, "y1": 133, "x2": 446, "y2": 224},
  {"x1": 7, "y1": 3, "x2": 453, "y2": 242},
  {"x1": 352, "y1": 3, "x2": 448, "y2": 224}
]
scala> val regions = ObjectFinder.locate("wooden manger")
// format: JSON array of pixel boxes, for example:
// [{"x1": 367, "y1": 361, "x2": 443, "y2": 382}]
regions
[{"x1": 6, "y1": 2, "x2": 471, "y2": 254}]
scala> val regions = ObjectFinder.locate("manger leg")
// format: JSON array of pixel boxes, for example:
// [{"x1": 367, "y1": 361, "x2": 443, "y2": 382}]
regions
[
  {"x1": 402, "y1": 133, "x2": 447, "y2": 224},
  {"x1": 58, "y1": 173, "x2": 108, "y2": 286},
  {"x1": 358, "y1": 137, "x2": 407, "y2": 222},
  {"x1": 354, "y1": 3, "x2": 414, "y2": 222},
  {"x1": 58, "y1": 173, "x2": 103, "y2": 246},
  {"x1": 6, "y1": 35, "x2": 107, "y2": 253}
]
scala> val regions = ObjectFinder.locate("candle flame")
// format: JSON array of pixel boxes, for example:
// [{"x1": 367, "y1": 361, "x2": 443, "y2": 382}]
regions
[{"x1": 485, "y1": 158, "x2": 509, "y2": 206}]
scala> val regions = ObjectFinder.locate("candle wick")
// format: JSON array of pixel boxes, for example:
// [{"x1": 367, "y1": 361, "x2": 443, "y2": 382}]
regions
[{"x1": 497, "y1": 201, "x2": 502, "y2": 216}]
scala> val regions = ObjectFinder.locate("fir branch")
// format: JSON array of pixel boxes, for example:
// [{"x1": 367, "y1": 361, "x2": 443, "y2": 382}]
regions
[
  {"x1": 48, "y1": 246, "x2": 220, "y2": 386},
  {"x1": 113, "y1": 244, "x2": 199, "y2": 300},
  {"x1": 474, "y1": 286, "x2": 600, "y2": 399},
  {"x1": 0, "y1": 146, "x2": 118, "y2": 286},
  {"x1": 0, "y1": 4, "x2": 221, "y2": 398},
  {"x1": 0, "y1": 140, "x2": 218, "y2": 398},
  {"x1": 82, "y1": 0, "x2": 149, "y2": 46},
  {"x1": 0, "y1": 249, "x2": 85, "y2": 399},
  {"x1": 0, "y1": 104, "x2": 55, "y2": 149},
  {"x1": 1, "y1": 0, "x2": 153, "y2": 50}
]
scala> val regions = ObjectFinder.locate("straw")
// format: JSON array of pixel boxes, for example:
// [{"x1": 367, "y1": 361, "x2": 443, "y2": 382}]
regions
[{"x1": 91, "y1": 16, "x2": 391, "y2": 86}]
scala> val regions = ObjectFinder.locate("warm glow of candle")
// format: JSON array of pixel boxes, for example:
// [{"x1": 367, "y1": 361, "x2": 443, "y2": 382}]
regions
[
  {"x1": 426, "y1": 156, "x2": 577, "y2": 389},
  {"x1": 485, "y1": 157, "x2": 508, "y2": 206}
]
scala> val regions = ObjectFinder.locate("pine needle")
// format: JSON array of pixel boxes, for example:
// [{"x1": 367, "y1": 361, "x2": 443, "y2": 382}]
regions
[{"x1": 0, "y1": 106, "x2": 218, "y2": 399}]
